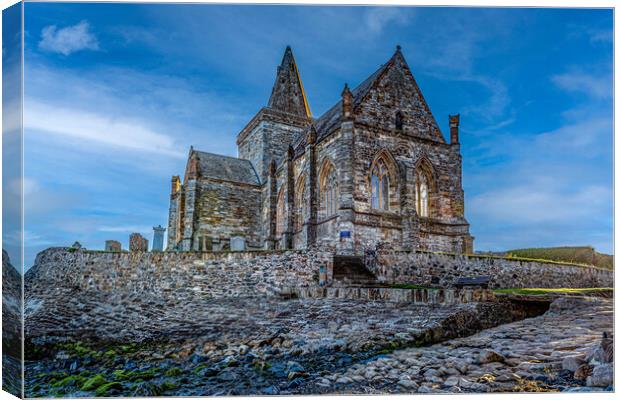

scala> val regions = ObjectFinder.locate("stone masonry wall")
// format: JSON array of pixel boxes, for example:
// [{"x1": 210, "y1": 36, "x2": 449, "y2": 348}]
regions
[
  {"x1": 194, "y1": 177, "x2": 262, "y2": 250},
  {"x1": 370, "y1": 250, "x2": 613, "y2": 289},
  {"x1": 25, "y1": 248, "x2": 331, "y2": 300}
]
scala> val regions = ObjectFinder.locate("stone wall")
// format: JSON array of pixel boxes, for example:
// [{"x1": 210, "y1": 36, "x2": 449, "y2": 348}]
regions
[
  {"x1": 369, "y1": 250, "x2": 613, "y2": 289},
  {"x1": 194, "y1": 177, "x2": 262, "y2": 250},
  {"x1": 25, "y1": 247, "x2": 613, "y2": 309},
  {"x1": 25, "y1": 248, "x2": 330, "y2": 300}
]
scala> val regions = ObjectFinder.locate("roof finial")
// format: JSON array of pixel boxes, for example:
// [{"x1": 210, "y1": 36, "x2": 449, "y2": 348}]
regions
[{"x1": 396, "y1": 44, "x2": 402, "y2": 52}]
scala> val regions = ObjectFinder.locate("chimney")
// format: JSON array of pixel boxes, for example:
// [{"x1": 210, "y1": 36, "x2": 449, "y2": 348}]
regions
[
  {"x1": 449, "y1": 114, "x2": 460, "y2": 145},
  {"x1": 341, "y1": 83, "x2": 353, "y2": 121}
]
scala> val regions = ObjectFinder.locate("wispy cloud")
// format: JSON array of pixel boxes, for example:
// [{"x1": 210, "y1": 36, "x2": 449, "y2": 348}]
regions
[
  {"x1": 364, "y1": 7, "x2": 411, "y2": 34},
  {"x1": 536, "y1": 114, "x2": 612, "y2": 154},
  {"x1": 25, "y1": 100, "x2": 184, "y2": 158},
  {"x1": 470, "y1": 183, "x2": 610, "y2": 225},
  {"x1": 589, "y1": 28, "x2": 613, "y2": 43},
  {"x1": 551, "y1": 69, "x2": 612, "y2": 100},
  {"x1": 38, "y1": 20, "x2": 99, "y2": 55}
]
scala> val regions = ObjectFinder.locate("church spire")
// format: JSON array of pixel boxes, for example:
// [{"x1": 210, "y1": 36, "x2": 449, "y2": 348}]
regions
[{"x1": 267, "y1": 46, "x2": 312, "y2": 118}]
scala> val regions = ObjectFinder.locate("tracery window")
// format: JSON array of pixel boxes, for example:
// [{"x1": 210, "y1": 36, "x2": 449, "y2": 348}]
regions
[
  {"x1": 320, "y1": 164, "x2": 338, "y2": 218},
  {"x1": 415, "y1": 173, "x2": 429, "y2": 217},
  {"x1": 295, "y1": 178, "x2": 306, "y2": 231},
  {"x1": 371, "y1": 160, "x2": 390, "y2": 211},
  {"x1": 415, "y1": 162, "x2": 434, "y2": 218},
  {"x1": 276, "y1": 188, "x2": 286, "y2": 236}
]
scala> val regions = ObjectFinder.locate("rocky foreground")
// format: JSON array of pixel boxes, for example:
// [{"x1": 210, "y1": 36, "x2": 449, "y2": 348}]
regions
[
  {"x1": 299, "y1": 296, "x2": 614, "y2": 394},
  {"x1": 24, "y1": 295, "x2": 612, "y2": 397}
]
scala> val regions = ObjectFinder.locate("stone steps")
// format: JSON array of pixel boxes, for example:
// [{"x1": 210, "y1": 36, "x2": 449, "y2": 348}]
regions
[{"x1": 332, "y1": 255, "x2": 378, "y2": 287}]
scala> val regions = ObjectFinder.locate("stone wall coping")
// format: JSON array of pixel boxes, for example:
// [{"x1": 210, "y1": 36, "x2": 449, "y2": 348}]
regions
[{"x1": 53, "y1": 247, "x2": 609, "y2": 270}]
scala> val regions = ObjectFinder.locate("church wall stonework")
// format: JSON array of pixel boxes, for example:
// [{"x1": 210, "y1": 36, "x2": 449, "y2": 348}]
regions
[
  {"x1": 193, "y1": 178, "x2": 262, "y2": 250},
  {"x1": 238, "y1": 116, "x2": 307, "y2": 184},
  {"x1": 168, "y1": 46, "x2": 474, "y2": 255}
]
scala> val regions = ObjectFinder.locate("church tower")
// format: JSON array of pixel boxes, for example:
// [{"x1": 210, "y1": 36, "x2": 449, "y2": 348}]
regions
[{"x1": 237, "y1": 46, "x2": 311, "y2": 183}]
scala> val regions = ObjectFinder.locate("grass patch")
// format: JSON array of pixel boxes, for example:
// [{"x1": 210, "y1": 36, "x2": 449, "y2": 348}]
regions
[
  {"x1": 493, "y1": 287, "x2": 613, "y2": 297},
  {"x1": 506, "y1": 246, "x2": 613, "y2": 270},
  {"x1": 390, "y1": 283, "x2": 436, "y2": 290}
]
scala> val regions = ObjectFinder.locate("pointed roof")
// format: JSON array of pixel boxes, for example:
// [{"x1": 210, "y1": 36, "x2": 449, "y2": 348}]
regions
[
  {"x1": 189, "y1": 150, "x2": 260, "y2": 185},
  {"x1": 313, "y1": 46, "x2": 443, "y2": 143},
  {"x1": 267, "y1": 46, "x2": 312, "y2": 118}
]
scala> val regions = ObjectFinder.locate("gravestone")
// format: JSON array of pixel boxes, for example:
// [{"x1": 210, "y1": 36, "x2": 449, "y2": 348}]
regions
[
  {"x1": 105, "y1": 240, "x2": 121, "y2": 252},
  {"x1": 230, "y1": 236, "x2": 246, "y2": 251},
  {"x1": 129, "y1": 233, "x2": 149, "y2": 252}
]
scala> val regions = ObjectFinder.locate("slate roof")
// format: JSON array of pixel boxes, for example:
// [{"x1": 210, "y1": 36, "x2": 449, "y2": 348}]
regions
[
  {"x1": 314, "y1": 61, "x2": 390, "y2": 141},
  {"x1": 292, "y1": 52, "x2": 393, "y2": 155},
  {"x1": 193, "y1": 151, "x2": 260, "y2": 185}
]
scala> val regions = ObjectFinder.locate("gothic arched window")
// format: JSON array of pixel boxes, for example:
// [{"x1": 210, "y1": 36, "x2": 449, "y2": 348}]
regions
[
  {"x1": 276, "y1": 188, "x2": 286, "y2": 236},
  {"x1": 371, "y1": 160, "x2": 390, "y2": 211},
  {"x1": 320, "y1": 163, "x2": 338, "y2": 218},
  {"x1": 415, "y1": 161, "x2": 434, "y2": 218},
  {"x1": 415, "y1": 173, "x2": 429, "y2": 217},
  {"x1": 295, "y1": 178, "x2": 306, "y2": 231}
]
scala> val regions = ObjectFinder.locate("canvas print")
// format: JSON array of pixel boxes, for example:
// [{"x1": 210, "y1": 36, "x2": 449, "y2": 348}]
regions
[{"x1": 1, "y1": 3, "x2": 615, "y2": 398}]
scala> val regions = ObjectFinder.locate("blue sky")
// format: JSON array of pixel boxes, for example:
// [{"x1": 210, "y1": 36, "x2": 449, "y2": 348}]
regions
[
  {"x1": 20, "y1": 4, "x2": 613, "y2": 268},
  {"x1": 3, "y1": 2, "x2": 23, "y2": 270}
]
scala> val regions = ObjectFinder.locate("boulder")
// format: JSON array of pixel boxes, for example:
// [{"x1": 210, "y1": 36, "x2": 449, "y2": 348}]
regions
[
  {"x1": 586, "y1": 363, "x2": 613, "y2": 387},
  {"x1": 562, "y1": 355, "x2": 585, "y2": 372},
  {"x1": 479, "y1": 350, "x2": 505, "y2": 364},
  {"x1": 586, "y1": 333, "x2": 614, "y2": 365},
  {"x1": 443, "y1": 376, "x2": 460, "y2": 387},
  {"x1": 397, "y1": 379, "x2": 419, "y2": 390},
  {"x1": 574, "y1": 364, "x2": 594, "y2": 381}
]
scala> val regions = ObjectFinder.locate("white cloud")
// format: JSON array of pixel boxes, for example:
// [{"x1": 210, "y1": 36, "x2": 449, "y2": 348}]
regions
[
  {"x1": 38, "y1": 20, "x2": 99, "y2": 55},
  {"x1": 24, "y1": 100, "x2": 184, "y2": 158},
  {"x1": 364, "y1": 7, "x2": 410, "y2": 34},
  {"x1": 551, "y1": 70, "x2": 612, "y2": 100}
]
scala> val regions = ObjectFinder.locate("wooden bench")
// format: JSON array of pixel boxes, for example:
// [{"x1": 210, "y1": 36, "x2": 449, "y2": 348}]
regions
[{"x1": 454, "y1": 275, "x2": 492, "y2": 289}]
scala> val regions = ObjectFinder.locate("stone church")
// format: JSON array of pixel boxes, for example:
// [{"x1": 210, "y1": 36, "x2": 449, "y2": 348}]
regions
[{"x1": 167, "y1": 46, "x2": 474, "y2": 253}]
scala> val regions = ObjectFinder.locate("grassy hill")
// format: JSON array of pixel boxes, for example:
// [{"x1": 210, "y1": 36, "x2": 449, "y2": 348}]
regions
[{"x1": 505, "y1": 246, "x2": 613, "y2": 270}]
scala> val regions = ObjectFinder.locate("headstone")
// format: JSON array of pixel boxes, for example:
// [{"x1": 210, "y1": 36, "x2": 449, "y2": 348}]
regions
[
  {"x1": 230, "y1": 236, "x2": 246, "y2": 251},
  {"x1": 152, "y1": 225, "x2": 166, "y2": 252},
  {"x1": 129, "y1": 233, "x2": 148, "y2": 252},
  {"x1": 105, "y1": 240, "x2": 122, "y2": 252}
]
